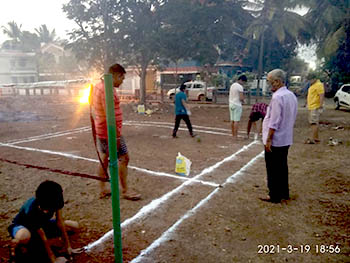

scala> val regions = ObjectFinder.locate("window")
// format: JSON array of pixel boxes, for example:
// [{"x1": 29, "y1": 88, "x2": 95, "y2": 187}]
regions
[
  {"x1": 342, "y1": 85, "x2": 350, "y2": 93},
  {"x1": 193, "y1": 84, "x2": 202, "y2": 89},
  {"x1": 19, "y1": 58, "x2": 27, "y2": 67}
]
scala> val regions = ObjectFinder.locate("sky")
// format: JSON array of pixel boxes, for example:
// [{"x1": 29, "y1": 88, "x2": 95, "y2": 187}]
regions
[{"x1": 0, "y1": 0, "x2": 76, "y2": 42}]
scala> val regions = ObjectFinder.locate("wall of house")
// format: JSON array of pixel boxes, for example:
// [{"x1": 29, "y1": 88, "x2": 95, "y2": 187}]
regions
[
  {"x1": 120, "y1": 67, "x2": 157, "y2": 94},
  {"x1": 0, "y1": 51, "x2": 38, "y2": 84}
]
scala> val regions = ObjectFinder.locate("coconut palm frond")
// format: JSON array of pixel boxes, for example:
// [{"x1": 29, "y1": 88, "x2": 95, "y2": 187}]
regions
[
  {"x1": 273, "y1": 23, "x2": 286, "y2": 43},
  {"x1": 2, "y1": 21, "x2": 22, "y2": 41},
  {"x1": 323, "y1": 26, "x2": 346, "y2": 56}
]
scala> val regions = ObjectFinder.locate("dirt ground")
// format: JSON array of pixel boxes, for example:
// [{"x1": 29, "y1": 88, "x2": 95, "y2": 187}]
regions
[{"x1": 0, "y1": 94, "x2": 349, "y2": 263}]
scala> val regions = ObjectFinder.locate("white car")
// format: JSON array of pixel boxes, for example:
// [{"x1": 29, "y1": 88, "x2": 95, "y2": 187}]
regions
[
  {"x1": 334, "y1": 84, "x2": 350, "y2": 109},
  {"x1": 167, "y1": 81, "x2": 216, "y2": 101}
]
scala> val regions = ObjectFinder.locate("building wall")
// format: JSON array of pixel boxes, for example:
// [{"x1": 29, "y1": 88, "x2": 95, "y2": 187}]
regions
[
  {"x1": 120, "y1": 66, "x2": 157, "y2": 94},
  {"x1": 0, "y1": 50, "x2": 38, "y2": 84}
]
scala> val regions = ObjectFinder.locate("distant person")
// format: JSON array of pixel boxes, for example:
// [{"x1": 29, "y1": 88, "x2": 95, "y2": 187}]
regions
[
  {"x1": 91, "y1": 63, "x2": 141, "y2": 200},
  {"x1": 262, "y1": 69, "x2": 297, "y2": 203},
  {"x1": 229, "y1": 75, "x2": 247, "y2": 139},
  {"x1": 8, "y1": 180, "x2": 79, "y2": 263},
  {"x1": 172, "y1": 83, "x2": 195, "y2": 138},
  {"x1": 305, "y1": 72, "x2": 324, "y2": 144},
  {"x1": 246, "y1": 102, "x2": 268, "y2": 140}
]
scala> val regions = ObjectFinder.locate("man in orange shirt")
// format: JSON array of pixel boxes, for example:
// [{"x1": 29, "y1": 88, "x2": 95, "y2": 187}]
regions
[
  {"x1": 91, "y1": 63, "x2": 140, "y2": 200},
  {"x1": 305, "y1": 72, "x2": 324, "y2": 144}
]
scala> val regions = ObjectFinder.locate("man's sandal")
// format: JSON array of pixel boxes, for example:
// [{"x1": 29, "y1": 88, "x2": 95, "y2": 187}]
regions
[
  {"x1": 304, "y1": 138, "x2": 315, "y2": 144},
  {"x1": 122, "y1": 192, "x2": 141, "y2": 201}
]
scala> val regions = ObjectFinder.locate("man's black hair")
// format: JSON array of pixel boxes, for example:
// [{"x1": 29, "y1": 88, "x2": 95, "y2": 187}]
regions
[
  {"x1": 238, "y1": 75, "x2": 248, "y2": 82},
  {"x1": 108, "y1": 63, "x2": 126, "y2": 75},
  {"x1": 179, "y1": 83, "x2": 186, "y2": 91},
  {"x1": 36, "y1": 180, "x2": 64, "y2": 211}
]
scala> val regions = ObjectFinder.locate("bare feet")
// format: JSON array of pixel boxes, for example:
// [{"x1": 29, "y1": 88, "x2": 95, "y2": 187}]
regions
[{"x1": 99, "y1": 189, "x2": 112, "y2": 199}]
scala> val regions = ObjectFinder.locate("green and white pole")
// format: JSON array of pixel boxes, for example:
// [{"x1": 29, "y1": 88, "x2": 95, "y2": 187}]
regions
[{"x1": 104, "y1": 74, "x2": 123, "y2": 263}]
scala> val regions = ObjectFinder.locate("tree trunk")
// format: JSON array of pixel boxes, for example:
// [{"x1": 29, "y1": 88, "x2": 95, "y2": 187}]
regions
[
  {"x1": 140, "y1": 64, "x2": 147, "y2": 105},
  {"x1": 256, "y1": 29, "x2": 265, "y2": 102}
]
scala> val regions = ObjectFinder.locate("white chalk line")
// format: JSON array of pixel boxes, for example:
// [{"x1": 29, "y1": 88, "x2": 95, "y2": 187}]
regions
[
  {"x1": 124, "y1": 122, "x2": 233, "y2": 137},
  {"x1": 0, "y1": 143, "x2": 219, "y2": 188},
  {"x1": 5, "y1": 126, "x2": 91, "y2": 145},
  {"x1": 131, "y1": 150, "x2": 265, "y2": 263},
  {"x1": 0, "y1": 121, "x2": 257, "y2": 253},
  {"x1": 84, "y1": 140, "x2": 258, "y2": 251},
  {"x1": 126, "y1": 120, "x2": 245, "y2": 134},
  {"x1": 130, "y1": 166, "x2": 220, "y2": 188},
  {"x1": 3, "y1": 120, "x2": 245, "y2": 145}
]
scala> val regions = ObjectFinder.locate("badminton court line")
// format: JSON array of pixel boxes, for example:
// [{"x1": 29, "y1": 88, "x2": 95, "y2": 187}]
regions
[
  {"x1": 4, "y1": 119, "x2": 245, "y2": 145},
  {"x1": 0, "y1": 127, "x2": 260, "y2": 253},
  {"x1": 0, "y1": 139, "x2": 259, "y2": 252},
  {"x1": 127, "y1": 120, "x2": 241, "y2": 133},
  {"x1": 131, "y1": 150, "x2": 265, "y2": 263},
  {"x1": 84, "y1": 140, "x2": 258, "y2": 251},
  {"x1": 0, "y1": 142, "x2": 220, "y2": 188},
  {"x1": 5, "y1": 126, "x2": 91, "y2": 145}
]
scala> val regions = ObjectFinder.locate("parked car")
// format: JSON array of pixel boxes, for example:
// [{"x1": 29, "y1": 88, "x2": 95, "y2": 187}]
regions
[
  {"x1": 167, "y1": 81, "x2": 216, "y2": 101},
  {"x1": 334, "y1": 84, "x2": 350, "y2": 109}
]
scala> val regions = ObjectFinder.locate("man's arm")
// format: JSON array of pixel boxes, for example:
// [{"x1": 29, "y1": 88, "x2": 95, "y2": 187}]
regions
[
  {"x1": 37, "y1": 228, "x2": 57, "y2": 263},
  {"x1": 265, "y1": 128, "x2": 275, "y2": 152},
  {"x1": 265, "y1": 98, "x2": 281, "y2": 151},
  {"x1": 239, "y1": 92, "x2": 245, "y2": 103},
  {"x1": 319, "y1": 93, "x2": 324, "y2": 108},
  {"x1": 181, "y1": 98, "x2": 189, "y2": 111},
  {"x1": 56, "y1": 210, "x2": 72, "y2": 256}
]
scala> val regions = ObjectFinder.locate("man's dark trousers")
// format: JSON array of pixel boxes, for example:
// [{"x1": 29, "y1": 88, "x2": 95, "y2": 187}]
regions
[
  {"x1": 173, "y1": 114, "x2": 193, "y2": 137},
  {"x1": 264, "y1": 145, "x2": 290, "y2": 202}
]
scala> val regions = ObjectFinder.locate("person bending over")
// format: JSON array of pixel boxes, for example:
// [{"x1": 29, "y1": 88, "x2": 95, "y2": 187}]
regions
[{"x1": 8, "y1": 180, "x2": 79, "y2": 263}]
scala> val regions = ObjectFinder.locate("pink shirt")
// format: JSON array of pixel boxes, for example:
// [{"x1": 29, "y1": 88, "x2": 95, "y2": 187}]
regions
[
  {"x1": 262, "y1": 87, "x2": 297, "y2": 146},
  {"x1": 91, "y1": 81, "x2": 123, "y2": 139}
]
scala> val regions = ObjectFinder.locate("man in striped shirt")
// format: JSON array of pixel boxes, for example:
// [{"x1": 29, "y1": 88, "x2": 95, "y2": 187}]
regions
[
  {"x1": 246, "y1": 102, "x2": 268, "y2": 140},
  {"x1": 91, "y1": 63, "x2": 141, "y2": 200}
]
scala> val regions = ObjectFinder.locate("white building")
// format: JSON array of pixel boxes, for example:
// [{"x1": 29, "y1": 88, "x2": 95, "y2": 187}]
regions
[{"x1": 0, "y1": 50, "x2": 38, "y2": 84}]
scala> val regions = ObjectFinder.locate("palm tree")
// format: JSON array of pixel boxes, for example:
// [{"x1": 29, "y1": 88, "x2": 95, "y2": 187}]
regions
[
  {"x1": 2, "y1": 21, "x2": 23, "y2": 43},
  {"x1": 305, "y1": 0, "x2": 350, "y2": 57},
  {"x1": 243, "y1": 0, "x2": 310, "y2": 50},
  {"x1": 238, "y1": 0, "x2": 310, "y2": 96},
  {"x1": 35, "y1": 24, "x2": 58, "y2": 44}
]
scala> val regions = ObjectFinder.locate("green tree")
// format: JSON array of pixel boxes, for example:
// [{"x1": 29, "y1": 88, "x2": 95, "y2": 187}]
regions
[
  {"x1": 63, "y1": 0, "x2": 124, "y2": 72},
  {"x1": 20, "y1": 31, "x2": 40, "y2": 51},
  {"x1": 2, "y1": 21, "x2": 40, "y2": 51},
  {"x1": 2, "y1": 21, "x2": 23, "y2": 49},
  {"x1": 118, "y1": 0, "x2": 164, "y2": 104},
  {"x1": 243, "y1": 0, "x2": 311, "y2": 72},
  {"x1": 35, "y1": 24, "x2": 58, "y2": 44},
  {"x1": 305, "y1": 0, "x2": 350, "y2": 57},
  {"x1": 64, "y1": 0, "x2": 166, "y2": 104},
  {"x1": 305, "y1": 0, "x2": 350, "y2": 89}
]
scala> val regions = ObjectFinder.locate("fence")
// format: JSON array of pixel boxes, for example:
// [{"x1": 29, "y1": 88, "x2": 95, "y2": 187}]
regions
[{"x1": 0, "y1": 80, "x2": 89, "y2": 97}]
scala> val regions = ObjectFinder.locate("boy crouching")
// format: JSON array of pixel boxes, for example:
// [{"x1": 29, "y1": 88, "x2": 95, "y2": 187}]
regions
[{"x1": 8, "y1": 180, "x2": 79, "y2": 263}]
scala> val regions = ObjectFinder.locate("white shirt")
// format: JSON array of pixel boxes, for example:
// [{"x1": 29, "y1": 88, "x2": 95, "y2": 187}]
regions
[{"x1": 229, "y1": 82, "x2": 244, "y2": 106}]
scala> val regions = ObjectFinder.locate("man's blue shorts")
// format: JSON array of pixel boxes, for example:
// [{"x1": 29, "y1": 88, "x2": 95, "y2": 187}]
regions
[{"x1": 10, "y1": 219, "x2": 60, "y2": 238}]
